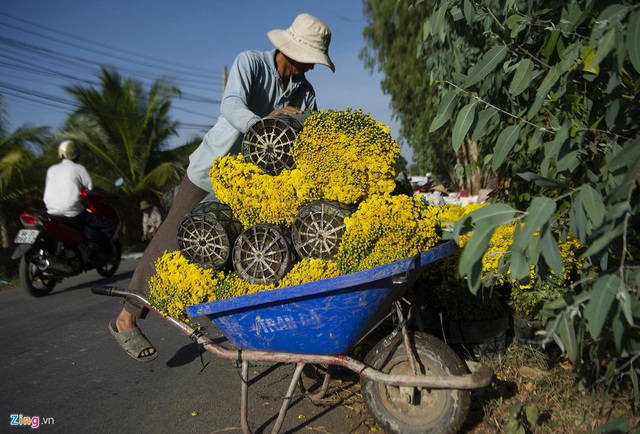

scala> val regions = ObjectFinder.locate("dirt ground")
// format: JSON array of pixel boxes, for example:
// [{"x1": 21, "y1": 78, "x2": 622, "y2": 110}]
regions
[{"x1": 318, "y1": 339, "x2": 638, "y2": 433}]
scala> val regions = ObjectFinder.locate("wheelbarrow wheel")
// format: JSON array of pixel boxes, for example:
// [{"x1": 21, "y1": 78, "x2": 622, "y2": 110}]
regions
[
  {"x1": 177, "y1": 201, "x2": 241, "y2": 269},
  {"x1": 361, "y1": 331, "x2": 471, "y2": 434},
  {"x1": 233, "y1": 224, "x2": 294, "y2": 285},
  {"x1": 242, "y1": 117, "x2": 298, "y2": 175},
  {"x1": 291, "y1": 200, "x2": 352, "y2": 260}
]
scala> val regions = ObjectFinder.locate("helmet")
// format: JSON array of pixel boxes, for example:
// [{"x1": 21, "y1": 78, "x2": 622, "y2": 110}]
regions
[{"x1": 58, "y1": 140, "x2": 80, "y2": 160}]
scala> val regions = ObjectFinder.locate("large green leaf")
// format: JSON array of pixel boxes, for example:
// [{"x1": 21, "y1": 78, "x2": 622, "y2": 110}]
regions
[
  {"x1": 522, "y1": 197, "x2": 556, "y2": 240},
  {"x1": 463, "y1": 0, "x2": 475, "y2": 26},
  {"x1": 542, "y1": 123, "x2": 569, "y2": 173},
  {"x1": 556, "y1": 150, "x2": 581, "y2": 173},
  {"x1": 590, "y1": 27, "x2": 617, "y2": 69},
  {"x1": 517, "y1": 172, "x2": 568, "y2": 189},
  {"x1": 459, "y1": 224, "x2": 496, "y2": 294},
  {"x1": 429, "y1": 89, "x2": 457, "y2": 132},
  {"x1": 506, "y1": 14, "x2": 526, "y2": 38},
  {"x1": 508, "y1": 59, "x2": 535, "y2": 96},
  {"x1": 629, "y1": 10, "x2": 640, "y2": 74},
  {"x1": 617, "y1": 285, "x2": 635, "y2": 327},
  {"x1": 592, "y1": 5, "x2": 627, "y2": 39},
  {"x1": 606, "y1": 138, "x2": 640, "y2": 173},
  {"x1": 632, "y1": 361, "x2": 640, "y2": 405},
  {"x1": 570, "y1": 193, "x2": 587, "y2": 242},
  {"x1": 606, "y1": 98, "x2": 621, "y2": 131},
  {"x1": 579, "y1": 185, "x2": 606, "y2": 228},
  {"x1": 528, "y1": 127, "x2": 545, "y2": 152},
  {"x1": 457, "y1": 203, "x2": 516, "y2": 230},
  {"x1": 451, "y1": 102, "x2": 476, "y2": 152},
  {"x1": 509, "y1": 224, "x2": 530, "y2": 281},
  {"x1": 492, "y1": 124, "x2": 521, "y2": 170},
  {"x1": 465, "y1": 45, "x2": 508, "y2": 88},
  {"x1": 558, "y1": 313, "x2": 578, "y2": 361},
  {"x1": 584, "y1": 275, "x2": 620, "y2": 338},
  {"x1": 472, "y1": 107, "x2": 498, "y2": 142},
  {"x1": 540, "y1": 227, "x2": 563, "y2": 277},
  {"x1": 612, "y1": 307, "x2": 625, "y2": 353},
  {"x1": 581, "y1": 223, "x2": 623, "y2": 258},
  {"x1": 527, "y1": 66, "x2": 560, "y2": 119},
  {"x1": 431, "y1": 5, "x2": 448, "y2": 37},
  {"x1": 558, "y1": 42, "x2": 581, "y2": 73}
]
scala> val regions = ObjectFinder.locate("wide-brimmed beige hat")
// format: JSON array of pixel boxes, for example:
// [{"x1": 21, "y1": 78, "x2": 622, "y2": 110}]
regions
[
  {"x1": 429, "y1": 184, "x2": 449, "y2": 195},
  {"x1": 139, "y1": 200, "x2": 152, "y2": 211},
  {"x1": 268, "y1": 13, "x2": 335, "y2": 72}
]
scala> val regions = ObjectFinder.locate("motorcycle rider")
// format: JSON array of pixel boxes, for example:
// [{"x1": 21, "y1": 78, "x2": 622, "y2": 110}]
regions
[{"x1": 43, "y1": 140, "x2": 118, "y2": 261}]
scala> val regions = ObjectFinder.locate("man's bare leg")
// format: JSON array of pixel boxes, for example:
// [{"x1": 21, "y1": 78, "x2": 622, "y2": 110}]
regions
[{"x1": 114, "y1": 307, "x2": 156, "y2": 357}]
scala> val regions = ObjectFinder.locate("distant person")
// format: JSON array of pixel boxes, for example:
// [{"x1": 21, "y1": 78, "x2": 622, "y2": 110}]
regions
[
  {"x1": 139, "y1": 200, "x2": 163, "y2": 242},
  {"x1": 43, "y1": 140, "x2": 117, "y2": 259},
  {"x1": 109, "y1": 13, "x2": 335, "y2": 362}
]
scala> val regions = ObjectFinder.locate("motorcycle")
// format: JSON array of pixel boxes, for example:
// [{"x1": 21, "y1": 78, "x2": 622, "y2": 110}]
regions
[{"x1": 12, "y1": 188, "x2": 122, "y2": 297}]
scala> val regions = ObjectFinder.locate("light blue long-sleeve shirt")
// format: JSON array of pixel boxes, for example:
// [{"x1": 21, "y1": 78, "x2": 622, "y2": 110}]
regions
[{"x1": 187, "y1": 49, "x2": 318, "y2": 191}]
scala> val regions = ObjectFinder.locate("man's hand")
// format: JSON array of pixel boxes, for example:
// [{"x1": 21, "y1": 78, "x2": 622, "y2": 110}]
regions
[{"x1": 268, "y1": 106, "x2": 303, "y2": 116}]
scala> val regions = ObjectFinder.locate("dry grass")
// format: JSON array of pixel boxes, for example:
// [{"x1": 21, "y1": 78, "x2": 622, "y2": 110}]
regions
[{"x1": 460, "y1": 341, "x2": 638, "y2": 433}]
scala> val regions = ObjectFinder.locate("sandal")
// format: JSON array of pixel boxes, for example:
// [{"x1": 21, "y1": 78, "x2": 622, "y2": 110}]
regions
[{"x1": 109, "y1": 320, "x2": 158, "y2": 363}]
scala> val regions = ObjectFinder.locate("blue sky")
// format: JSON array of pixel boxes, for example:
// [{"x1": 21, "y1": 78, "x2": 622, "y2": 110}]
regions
[{"x1": 0, "y1": 0, "x2": 413, "y2": 162}]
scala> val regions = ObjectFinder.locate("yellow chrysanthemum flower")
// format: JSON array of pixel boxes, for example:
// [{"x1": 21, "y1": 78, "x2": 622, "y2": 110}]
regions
[
  {"x1": 336, "y1": 194, "x2": 441, "y2": 274},
  {"x1": 292, "y1": 109, "x2": 400, "y2": 204},
  {"x1": 210, "y1": 155, "x2": 310, "y2": 227},
  {"x1": 148, "y1": 251, "x2": 224, "y2": 321}
]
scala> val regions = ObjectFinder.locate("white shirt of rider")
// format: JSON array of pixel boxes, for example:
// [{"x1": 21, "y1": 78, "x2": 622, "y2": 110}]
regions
[{"x1": 43, "y1": 159, "x2": 94, "y2": 217}]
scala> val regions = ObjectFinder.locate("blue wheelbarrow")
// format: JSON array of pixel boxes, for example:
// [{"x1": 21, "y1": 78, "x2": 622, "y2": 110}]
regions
[{"x1": 93, "y1": 240, "x2": 492, "y2": 434}]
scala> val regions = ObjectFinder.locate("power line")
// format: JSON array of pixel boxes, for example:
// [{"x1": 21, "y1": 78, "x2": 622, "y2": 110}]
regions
[
  {"x1": 0, "y1": 12, "x2": 223, "y2": 81},
  {"x1": 0, "y1": 11, "x2": 224, "y2": 135}
]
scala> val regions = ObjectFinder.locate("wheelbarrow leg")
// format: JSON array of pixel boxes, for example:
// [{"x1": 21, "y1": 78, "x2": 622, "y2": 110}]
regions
[
  {"x1": 240, "y1": 361, "x2": 307, "y2": 434},
  {"x1": 298, "y1": 364, "x2": 334, "y2": 403},
  {"x1": 299, "y1": 364, "x2": 334, "y2": 402},
  {"x1": 271, "y1": 362, "x2": 306, "y2": 434},
  {"x1": 395, "y1": 301, "x2": 425, "y2": 404},
  {"x1": 395, "y1": 301, "x2": 419, "y2": 376},
  {"x1": 240, "y1": 360, "x2": 252, "y2": 434}
]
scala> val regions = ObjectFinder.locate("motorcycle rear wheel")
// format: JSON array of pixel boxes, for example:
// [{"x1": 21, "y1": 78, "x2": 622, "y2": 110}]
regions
[
  {"x1": 96, "y1": 240, "x2": 121, "y2": 278},
  {"x1": 19, "y1": 255, "x2": 57, "y2": 297}
]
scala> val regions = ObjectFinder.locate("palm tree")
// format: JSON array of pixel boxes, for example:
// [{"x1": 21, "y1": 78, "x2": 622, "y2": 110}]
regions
[
  {"x1": 62, "y1": 66, "x2": 188, "y2": 194},
  {"x1": 61, "y1": 67, "x2": 202, "y2": 249},
  {"x1": 0, "y1": 97, "x2": 51, "y2": 276}
]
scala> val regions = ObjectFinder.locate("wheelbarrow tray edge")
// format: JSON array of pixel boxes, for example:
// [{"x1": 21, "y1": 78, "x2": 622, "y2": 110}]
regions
[
  {"x1": 185, "y1": 241, "x2": 457, "y2": 354},
  {"x1": 186, "y1": 240, "x2": 457, "y2": 319}
]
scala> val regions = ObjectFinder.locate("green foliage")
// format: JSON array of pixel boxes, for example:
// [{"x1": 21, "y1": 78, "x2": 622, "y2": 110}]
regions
[
  {"x1": 414, "y1": 0, "x2": 640, "y2": 400},
  {"x1": 362, "y1": 0, "x2": 455, "y2": 181},
  {"x1": 414, "y1": 251, "x2": 506, "y2": 321},
  {"x1": 509, "y1": 283, "x2": 570, "y2": 321},
  {"x1": 1, "y1": 68, "x2": 198, "y2": 256},
  {"x1": 507, "y1": 401, "x2": 538, "y2": 434},
  {"x1": 58, "y1": 67, "x2": 194, "y2": 247},
  {"x1": 0, "y1": 96, "x2": 53, "y2": 277},
  {"x1": 62, "y1": 66, "x2": 187, "y2": 195}
]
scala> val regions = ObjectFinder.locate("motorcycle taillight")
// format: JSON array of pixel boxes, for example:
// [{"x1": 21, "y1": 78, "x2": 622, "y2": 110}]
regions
[{"x1": 19, "y1": 213, "x2": 42, "y2": 228}]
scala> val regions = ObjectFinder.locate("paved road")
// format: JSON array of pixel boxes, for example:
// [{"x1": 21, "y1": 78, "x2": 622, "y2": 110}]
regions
[{"x1": 0, "y1": 259, "x2": 375, "y2": 433}]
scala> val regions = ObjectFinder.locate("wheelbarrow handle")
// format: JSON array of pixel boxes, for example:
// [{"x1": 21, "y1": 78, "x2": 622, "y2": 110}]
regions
[
  {"x1": 91, "y1": 285, "x2": 115, "y2": 296},
  {"x1": 91, "y1": 285, "x2": 137, "y2": 299}
]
